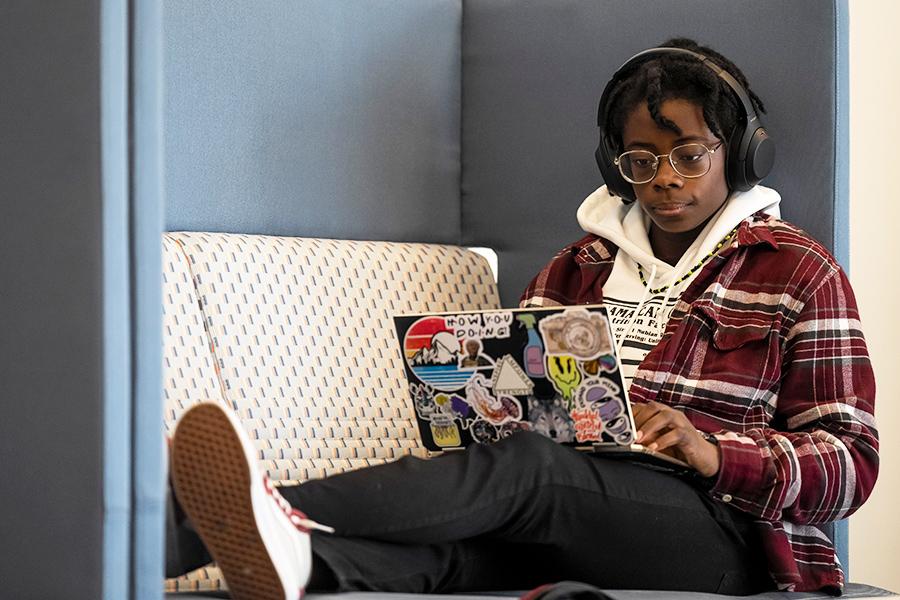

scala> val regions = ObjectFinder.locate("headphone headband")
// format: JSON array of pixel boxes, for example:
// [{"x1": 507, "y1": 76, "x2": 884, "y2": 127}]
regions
[{"x1": 595, "y1": 46, "x2": 774, "y2": 201}]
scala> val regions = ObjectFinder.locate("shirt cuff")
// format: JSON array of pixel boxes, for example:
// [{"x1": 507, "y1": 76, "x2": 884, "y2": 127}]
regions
[{"x1": 710, "y1": 433, "x2": 769, "y2": 501}]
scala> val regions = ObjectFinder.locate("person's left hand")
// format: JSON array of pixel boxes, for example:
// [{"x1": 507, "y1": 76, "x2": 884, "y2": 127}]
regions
[{"x1": 631, "y1": 401, "x2": 720, "y2": 477}]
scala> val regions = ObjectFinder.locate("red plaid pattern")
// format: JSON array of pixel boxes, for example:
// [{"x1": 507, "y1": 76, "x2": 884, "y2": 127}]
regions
[{"x1": 520, "y1": 213, "x2": 879, "y2": 593}]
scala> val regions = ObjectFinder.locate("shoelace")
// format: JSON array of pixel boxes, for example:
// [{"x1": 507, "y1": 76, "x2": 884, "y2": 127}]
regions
[{"x1": 264, "y1": 476, "x2": 336, "y2": 534}]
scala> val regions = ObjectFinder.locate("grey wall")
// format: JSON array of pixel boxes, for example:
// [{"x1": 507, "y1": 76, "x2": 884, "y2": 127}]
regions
[
  {"x1": 0, "y1": 2, "x2": 104, "y2": 599},
  {"x1": 462, "y1": 0, "x2": 845, "y2": 304}
]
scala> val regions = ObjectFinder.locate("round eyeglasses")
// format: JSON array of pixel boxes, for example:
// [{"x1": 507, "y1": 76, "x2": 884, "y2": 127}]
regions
[{"x1": 614, "y1": 141, "x2": 723, "y2": 185}]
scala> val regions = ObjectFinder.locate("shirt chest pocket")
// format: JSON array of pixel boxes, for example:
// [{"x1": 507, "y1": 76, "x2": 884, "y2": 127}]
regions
[{"x1": 672, "y1": 302, "x2": 782, "y2": 417}]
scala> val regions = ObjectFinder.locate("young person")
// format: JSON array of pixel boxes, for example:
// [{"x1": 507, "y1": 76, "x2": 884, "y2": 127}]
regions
[{"x1": 167, "y1": 38, "x2": 878, "y2": 599}]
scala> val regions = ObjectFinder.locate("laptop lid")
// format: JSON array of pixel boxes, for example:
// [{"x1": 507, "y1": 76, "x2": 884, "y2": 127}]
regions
[{"x1": 394, "y1": 305, "x2": 637, "y2": 452}]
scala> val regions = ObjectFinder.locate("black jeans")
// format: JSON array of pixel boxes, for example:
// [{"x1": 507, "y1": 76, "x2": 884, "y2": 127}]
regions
[{"x1": 167, "y1": 432, "x2": 772, "y2": 594}]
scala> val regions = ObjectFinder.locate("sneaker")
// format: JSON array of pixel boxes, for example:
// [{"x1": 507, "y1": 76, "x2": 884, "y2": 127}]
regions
[{"x1": 171, "y1": 402, "x2": 334, "y2": 600}]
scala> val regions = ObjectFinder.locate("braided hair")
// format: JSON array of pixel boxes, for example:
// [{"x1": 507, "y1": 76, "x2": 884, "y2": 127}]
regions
[{"x1": 604, "y1": 38, "x2": 766, "y2": 152}]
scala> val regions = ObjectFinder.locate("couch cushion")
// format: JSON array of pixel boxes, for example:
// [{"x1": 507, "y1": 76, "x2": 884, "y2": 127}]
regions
[
  {"x1": 163, "y1": 233, "x2": 500, "y2": 593},
  {"x1": 166, "y1": 232, "x2": 500, "y2": 482},
  {"x1": 166, "y1": 233, "x2": 499, "y2": 482}
]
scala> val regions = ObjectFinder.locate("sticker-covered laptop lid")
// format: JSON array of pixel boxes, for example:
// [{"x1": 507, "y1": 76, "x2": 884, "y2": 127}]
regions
[{"x1": 394, "y1": 305, "x2": 635, "y2": 452}]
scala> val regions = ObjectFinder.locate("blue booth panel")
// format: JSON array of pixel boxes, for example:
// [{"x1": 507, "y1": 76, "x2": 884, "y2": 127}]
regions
[{"x1": 164, "y1": 0, "x2": 463, "y2": 245}]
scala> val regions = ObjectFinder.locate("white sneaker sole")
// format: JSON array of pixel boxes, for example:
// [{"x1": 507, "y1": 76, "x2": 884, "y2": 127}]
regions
[{"x1": 171, "y1": 402, "x2": 310, "y2": 600}]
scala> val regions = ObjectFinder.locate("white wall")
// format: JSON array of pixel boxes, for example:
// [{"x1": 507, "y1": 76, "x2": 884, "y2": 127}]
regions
[{"x1": 849, "y1": 0, "x2": 900, "y2": 591}]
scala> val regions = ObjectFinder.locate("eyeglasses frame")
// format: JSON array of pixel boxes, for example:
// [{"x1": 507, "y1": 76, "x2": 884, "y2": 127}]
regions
[{"x1": 614, "y1": 140, "x2": 725, "y2": 185}]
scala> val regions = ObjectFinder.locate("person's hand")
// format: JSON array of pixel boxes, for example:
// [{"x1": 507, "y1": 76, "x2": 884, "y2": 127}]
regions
[{"x1": 631, "y1": 401, "x2": 720, "y2": 477}]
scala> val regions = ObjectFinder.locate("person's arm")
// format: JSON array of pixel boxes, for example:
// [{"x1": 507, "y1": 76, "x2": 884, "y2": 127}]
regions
[
  {"x1": 707, "y1": 268, "x2": 879, "y2": 524},
  {"x1": 519, "y1": 235, "x2": 610, "y2": 307}
]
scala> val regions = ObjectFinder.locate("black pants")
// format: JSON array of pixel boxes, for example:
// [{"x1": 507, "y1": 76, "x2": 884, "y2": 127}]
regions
[{"x1": 167, "y1": 432, "x2": 772, "y2": 594}]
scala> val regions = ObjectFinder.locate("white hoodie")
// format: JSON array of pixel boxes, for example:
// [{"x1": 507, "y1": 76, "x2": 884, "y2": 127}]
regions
[{"x1": 576, "y1": 184, "x2": 782, "y2": 388}]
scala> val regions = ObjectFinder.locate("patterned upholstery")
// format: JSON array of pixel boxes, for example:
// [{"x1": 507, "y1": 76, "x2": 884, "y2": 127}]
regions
[
  {"x1": 163, "y1": 232, "x2": 501, "y2": 592},
  {"x1": 162, "y1": 236, "x2": 226, "y2": 432}
]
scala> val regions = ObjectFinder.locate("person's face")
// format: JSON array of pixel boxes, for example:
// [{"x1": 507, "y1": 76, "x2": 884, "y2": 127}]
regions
[{"x1": 621, "y1": 98, "x2": 729, "y2": 234}]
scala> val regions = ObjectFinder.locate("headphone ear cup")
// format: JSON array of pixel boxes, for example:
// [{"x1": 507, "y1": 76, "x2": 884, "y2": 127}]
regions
[
  {"x1": 725, "y1": 125, "x2": 746, "y2": 192},
  {"x1": 745, "y1": 127, "x2": 775, "y2": 187},
  {"x1": 726, "y1": 122, "x2": 774, "y2": 192},
  {"x1": 595, "y1": 137, "x2": 635, "y2": 203}
]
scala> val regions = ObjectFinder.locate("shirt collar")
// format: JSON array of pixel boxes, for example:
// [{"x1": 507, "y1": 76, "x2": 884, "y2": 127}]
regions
[{"x1": 735, "y1": 213, "x2": 780, "y2": 250}]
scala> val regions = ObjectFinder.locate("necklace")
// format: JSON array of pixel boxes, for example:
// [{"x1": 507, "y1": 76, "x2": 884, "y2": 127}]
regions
[{"x1": 637, "y1": 226, "x2": 739, "y2": 294}]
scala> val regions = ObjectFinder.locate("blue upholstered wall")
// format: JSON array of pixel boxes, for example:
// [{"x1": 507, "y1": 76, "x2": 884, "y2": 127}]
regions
[{"x1": 164, "y1": 0, "x2": 463, "y2": 244}]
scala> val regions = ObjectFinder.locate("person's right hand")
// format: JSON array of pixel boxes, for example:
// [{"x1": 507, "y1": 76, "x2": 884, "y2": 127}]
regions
[{"x1": 631, "y1": 401, "x2": 721, "y2": 477}]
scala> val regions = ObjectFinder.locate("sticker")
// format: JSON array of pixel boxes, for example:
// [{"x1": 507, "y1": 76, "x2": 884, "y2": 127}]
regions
[
  {"x1": 583, "y1": 359, "x2": 599, "y2": 376},
  {"x1": 516, "y1": 313, "x2": 545, "y2": 377},
  {"x1": 469, "y1": 419, "x2": 499, "y2": 444},
  {"x1": 491, "y1": 354, "x2": 534, "y2": 396},
  {"x1": 527, "y1": 395, "x2": 575, "y2": 442},
  {"x1": 545, "y1": 354, "x2": 582, "y2": 404},
  {"x1": 457, "y1": 338, "x2": 495, "y2": 369},
  {"x1": 604, "y1": 413, "x2": 634, "y2": 445},
  {"x1": 434, "y1": 393, "x2": 472, "y2": 419},
  {"x1": 466, "y1": 374, "x2": 522, "y2": 425},
  {"x1": 571, "y1": 407, "x2": 604, "y2": 443},
  {"x1": 538, "y1": 309, "x2": 613, "y2": 361},
  {"x1": 572, "y1": 378, "x2": 631, "y2": 444},
  {"x1": 598, "y1": 354, "x2": 618, "y2": 373},
  {"x1": 445, "y1": 312, "x2": 513, "y2": 342},
  {"x1": 499, "y1": 420, "x2": 532, "y2": 438},
  {"x1": 403, "y1": 317, "x2": 474, "y2": 391},
  {"x1": 594, "y1": 393, "x2": 633, "y2": 445},
  {"x1": 410, "y1": 382, "x2": 438, "y2": 420},
  {"x1": 430, "y1": 414, "x2": 462, "y2": 447},
  {"x1": 595, "y1": 395, "x2": 626, "y2": 422},
  {"x1": 574, "y1": 378, "x2": 621, "y2": 410}
]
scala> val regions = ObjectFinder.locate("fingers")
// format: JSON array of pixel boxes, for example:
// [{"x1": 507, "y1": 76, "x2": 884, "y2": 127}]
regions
[
  {"x1": 630, "y1": 401, "x2": 661, "y2": 429},
  {"x1": 634, "y1": 401, "x2": 687, "y2": 446},
  {"x1": 631, "y1": 402, "x2": 721, "y2": 476},
  {"x1": 645, "y1": 427, "x2": 687, "y2": 452}
]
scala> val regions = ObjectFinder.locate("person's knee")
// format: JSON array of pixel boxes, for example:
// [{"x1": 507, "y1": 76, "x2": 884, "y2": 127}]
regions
[{"x1": 495, "y1": 431, "x2": 567, "y2": 466}]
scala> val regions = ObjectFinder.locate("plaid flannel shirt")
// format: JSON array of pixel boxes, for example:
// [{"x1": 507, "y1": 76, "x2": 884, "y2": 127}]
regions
[{"x1": 520, "y1": 213, "x2": 879, "y2": 593}]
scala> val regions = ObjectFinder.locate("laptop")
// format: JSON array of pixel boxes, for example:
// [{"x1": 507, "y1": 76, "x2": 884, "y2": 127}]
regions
[{"x1": 393, "y1": 304, "x2": 691, "y2": 472}]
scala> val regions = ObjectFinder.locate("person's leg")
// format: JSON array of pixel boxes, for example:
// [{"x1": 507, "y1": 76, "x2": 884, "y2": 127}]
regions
[
  {"x1": 278, "y1": 433, "x2": 771, "y2": 594},
  {"x1": 166, "y1": 414, "x2": 572, "y2": 589},
  {"x1": 172, "y1": 402, "x2": 771, "y2": 596},
  {"x1": 164, "y1": 481, "x2": 212, "y2": 578},
  {"x1": 170, "y1": 403, "x2": 558, "y2": 595},
  {"x1": 171, "y1": 403, "x2": 329, "y2": 600},
  {"x1": 308, "y1": 536, "x2": 555, "y2": 593},
  {"x1": 164, "y1": 436, "x2": 558, "y2": 590}
]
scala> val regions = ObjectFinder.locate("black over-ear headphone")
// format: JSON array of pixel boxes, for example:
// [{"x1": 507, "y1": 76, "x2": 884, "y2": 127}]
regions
[{"x1": 595, "y1": 47, "x2": 775, "y2": 202}]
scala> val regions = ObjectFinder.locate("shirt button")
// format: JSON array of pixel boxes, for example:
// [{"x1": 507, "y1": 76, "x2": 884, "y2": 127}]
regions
[{"x1": 722, "y1": 494, "x2": 733, "y2": 503}]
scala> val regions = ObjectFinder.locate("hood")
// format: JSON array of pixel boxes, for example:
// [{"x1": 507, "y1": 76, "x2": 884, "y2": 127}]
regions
[{"x1": 576, "y1": 184, "x2": 782, "y2": 282}]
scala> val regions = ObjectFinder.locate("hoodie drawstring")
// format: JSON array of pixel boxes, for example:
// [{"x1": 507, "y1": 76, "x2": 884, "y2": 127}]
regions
[{"x1": 657, "y1": 276, "x2": 678, "y2": 339}]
